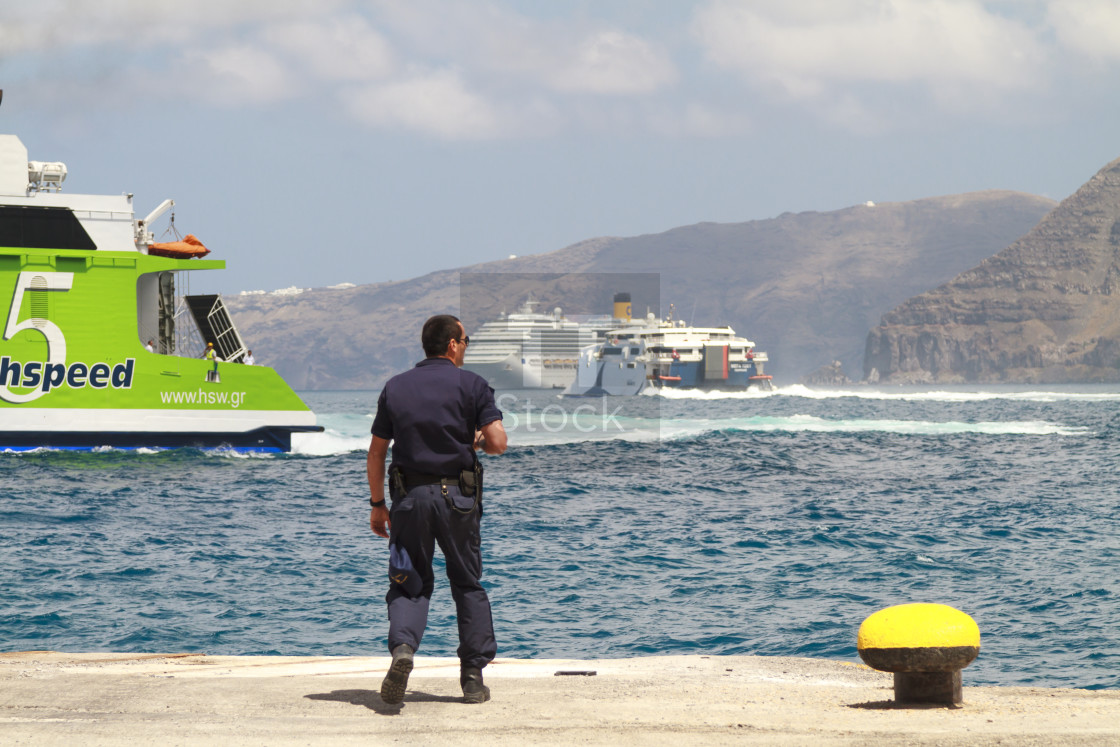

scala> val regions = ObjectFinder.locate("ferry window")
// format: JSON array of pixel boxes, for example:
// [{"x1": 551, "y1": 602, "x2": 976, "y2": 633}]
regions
[
  {"x1": 630, "y1": 347, "x2": 640, "y2": 355},
  {"x1": 0, "y1": 206, "x2": 96, "y2": 251}
]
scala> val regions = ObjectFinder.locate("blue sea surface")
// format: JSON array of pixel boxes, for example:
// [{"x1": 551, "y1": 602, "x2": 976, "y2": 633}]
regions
[{"x1": 1, "y1": 385, "x2": 1117, "y2": 690}]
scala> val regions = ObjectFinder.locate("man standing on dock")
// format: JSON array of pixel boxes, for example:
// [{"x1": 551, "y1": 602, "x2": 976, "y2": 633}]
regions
[{"x1": 367, "y1": 314, "x2": 507, "y2": 705}]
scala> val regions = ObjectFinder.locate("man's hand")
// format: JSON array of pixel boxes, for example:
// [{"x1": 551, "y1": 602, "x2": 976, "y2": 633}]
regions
[
  {"x1": 370, "y1": 505, "x2": 391, "y2": 538},
  {"x1": 478, "y1": 419, "x2": 507, "y2": 455},
  {"x1": 367, "y1": 435, "x2": 391, "y2": 538}
]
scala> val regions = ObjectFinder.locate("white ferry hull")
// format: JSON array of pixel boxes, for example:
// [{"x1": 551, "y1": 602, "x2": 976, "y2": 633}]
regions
[
  {"x1": 466, "y1": 354, "x2": 578, "y2": 389},
  {"x1": 564, "y1": 319, "x2": 774, "y2": 395},
  {"x1": 0, "y1": 407, "x2": 320, "y2": 451}
]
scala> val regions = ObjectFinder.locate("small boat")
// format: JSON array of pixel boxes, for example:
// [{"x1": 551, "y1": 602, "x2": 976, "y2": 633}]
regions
[{"x1": 148, "y1": 234, "x2": 211, "y2": 259}]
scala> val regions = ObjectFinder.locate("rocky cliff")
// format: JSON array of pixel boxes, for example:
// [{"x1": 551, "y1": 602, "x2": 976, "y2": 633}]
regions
[
  {"x1": 224, "y1": 191, "x2": 1054, "y2": 390},
  {"x1": 865, "y1": 157, "x2": 1120, "y2": 384}
]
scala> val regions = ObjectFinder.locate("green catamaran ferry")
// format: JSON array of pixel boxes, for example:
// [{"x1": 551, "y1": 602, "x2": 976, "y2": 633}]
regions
[{"x1": 0, "y1": 105, "x2": 320, "y2": 451}]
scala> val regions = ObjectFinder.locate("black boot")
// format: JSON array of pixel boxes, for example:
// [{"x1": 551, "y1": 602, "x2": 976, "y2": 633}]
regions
[
  {"x1": 460, "y1": 665, "x2": 490, "y2": 704},
  {"x1": 380, "y1": 644, "x2": 414, "y2": 705}
]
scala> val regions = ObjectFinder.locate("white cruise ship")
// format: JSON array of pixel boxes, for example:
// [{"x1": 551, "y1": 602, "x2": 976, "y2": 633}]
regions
[{"x1": 463, "y1": 294, "x2": 626, "y2": 389}]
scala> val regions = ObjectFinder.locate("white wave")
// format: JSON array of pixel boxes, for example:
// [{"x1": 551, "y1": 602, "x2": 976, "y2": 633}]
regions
[
  {"x1": 287, "y1": 399, "x2": 1090, "y2": 453},
  {"x1": 291, "y1": 429, "x2": 369, "y2": 456},
  {"x1": 642, "y1": 387, "x2": 776, "y2": 400},
  {"x1": 506, "y1": 425, "x2": 663, "y2": 447},
  {"x1": 657, "y1": 414, "x2": 1089, "y2": 438},
  {"x1": 649, "y1": 383, "x2": 1120, "y2": 403},
  {"x1": 211, "y1": 447, "x2": 286, "y2": 459},
  {"x1": 501, "y1": 414, "x2": 1089, "y2": 445},
  {"x1": 287, "y1": 411, "x2": 374, "y2": 456}
]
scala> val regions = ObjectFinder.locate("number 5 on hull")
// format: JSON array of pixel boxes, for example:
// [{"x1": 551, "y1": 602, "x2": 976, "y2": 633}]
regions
[{"x1": 1, "y1": 271, "x2": 74, "y2": 404}]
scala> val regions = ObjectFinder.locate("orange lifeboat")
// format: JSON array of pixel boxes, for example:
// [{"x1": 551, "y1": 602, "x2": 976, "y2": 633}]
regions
[{"x1": 148, "y1": 234, "x2": 211, "y2": 259}]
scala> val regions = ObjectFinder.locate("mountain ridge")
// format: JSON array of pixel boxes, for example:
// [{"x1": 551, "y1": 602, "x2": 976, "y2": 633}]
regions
[
  {"x1": 225, "y1": 190, "x2": 1055, "y2": 390},
  {"x1": 865, "y1": 157, "x2": 1120, "y2": 383}
]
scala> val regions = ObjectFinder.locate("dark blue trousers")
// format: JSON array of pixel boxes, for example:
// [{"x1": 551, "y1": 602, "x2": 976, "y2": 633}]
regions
[{"x1": 386, "y1": 482, "x2": 496, "y2": 670}]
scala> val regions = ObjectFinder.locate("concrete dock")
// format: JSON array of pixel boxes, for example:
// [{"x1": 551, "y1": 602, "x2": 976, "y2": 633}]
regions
[{"x1": 1, "y1": 651, "x2": 1117, "y2": 745}]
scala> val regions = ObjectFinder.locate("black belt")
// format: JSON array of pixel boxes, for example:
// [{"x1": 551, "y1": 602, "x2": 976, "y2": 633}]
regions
[
  {"x1": 395, "y1": 468, "x2": 480, "y2": 516},
  {"x1": 400, "y1": 471, "x2": 457, "y2": 490}
]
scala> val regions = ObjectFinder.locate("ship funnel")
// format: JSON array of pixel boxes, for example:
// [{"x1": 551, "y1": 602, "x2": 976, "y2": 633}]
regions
[{"x1": 613, "y1": 292, "x2": 632, "y2": 322}]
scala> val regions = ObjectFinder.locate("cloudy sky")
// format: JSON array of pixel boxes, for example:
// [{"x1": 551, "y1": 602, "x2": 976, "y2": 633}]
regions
[{"x1": 3, "y1": 0, "x2": 1120, "y2": 293}]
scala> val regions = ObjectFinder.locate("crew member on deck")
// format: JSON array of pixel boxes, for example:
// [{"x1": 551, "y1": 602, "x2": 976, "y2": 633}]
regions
[{"x1": 204, "y1": 342, "x2": 220, "y2": 380}]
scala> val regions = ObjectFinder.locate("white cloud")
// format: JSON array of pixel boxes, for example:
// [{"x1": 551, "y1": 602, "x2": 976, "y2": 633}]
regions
[
  {"x1": 5, "y1": 0, "x2": 694, "y2": 138},
  {"x1": 370, "y1": 1, "x2": 677, "y2": 96},
  {"x1": 263, "y1": 16, "x2": 395, "y2": 82},
  {"x1": 1047, "y1": 0, "x2": 1120, "y2": 61},
  {"x1": 549, "y1": 31, "x2": 678, "y2": 95},
  {"x1": 345, "y1": 68, "x2": 506, "y2": 140},
  {"x1": 23, "y1": 0, "x2": 1112, "y2": 141},
  {"x1": 692, "y1": 0, "x2": 1045, "y2": 100},
  {"x1": 646, "y1": 103, "x2": 753, "y2": 137},
  {"x1": 1, "y1": 0, "x2": 348, "y2": 52},
  {"x1": 181, "y1": 45, "x2": 292, "y2": 105},
  {"x1": 335, "y1": 1, "x2": 683, "y2": 135}
]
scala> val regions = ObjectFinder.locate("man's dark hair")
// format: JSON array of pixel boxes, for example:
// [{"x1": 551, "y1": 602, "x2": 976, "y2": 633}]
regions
[{"x1": 422, "y1": 314, "x2": 462, "y2": 358}]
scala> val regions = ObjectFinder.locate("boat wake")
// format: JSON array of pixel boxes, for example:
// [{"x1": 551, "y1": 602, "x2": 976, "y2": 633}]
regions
[
  {"x1": 1, "y1": 408, "x2": 1088, "y2": 458},
  {"x1": 291, "y1": 429, "x2": 370, "y2": 456},
  {"x1": 658, "y1": 415, "x2": 1089, "y2": 440},
  {"x1": 492, "y1": 415, "x2": 1089, "y2": 446},
  {"x1": 286, "y1": 414, "x2": 1088, "y2": 453},
  {"x1": 289, "y1": 396, "x2": 1096, "y2": 453},
  {"x1": 649, "y1": 383, "x2": 1120, "y2": 403}
]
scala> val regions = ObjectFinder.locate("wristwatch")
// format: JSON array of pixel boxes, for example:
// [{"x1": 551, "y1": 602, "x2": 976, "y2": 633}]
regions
[{"x1": 370, "y1": 498, "x2": 386, "y2": 508}]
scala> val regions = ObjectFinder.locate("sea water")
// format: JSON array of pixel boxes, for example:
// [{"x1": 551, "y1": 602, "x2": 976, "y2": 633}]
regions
[{"x1": 1, "y1": 385, "x2": 1116, "y2": 690}]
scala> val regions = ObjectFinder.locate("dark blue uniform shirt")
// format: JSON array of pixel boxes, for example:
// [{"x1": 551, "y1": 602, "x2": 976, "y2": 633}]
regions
[{"x1": 371, "y1": 358, "x2": 502, "y2": 476}]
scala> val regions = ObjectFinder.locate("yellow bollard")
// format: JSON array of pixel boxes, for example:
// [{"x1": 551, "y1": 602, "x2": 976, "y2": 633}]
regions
[{"x1": 857, "y1": 603, "x2": 980, "y2": 705}]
